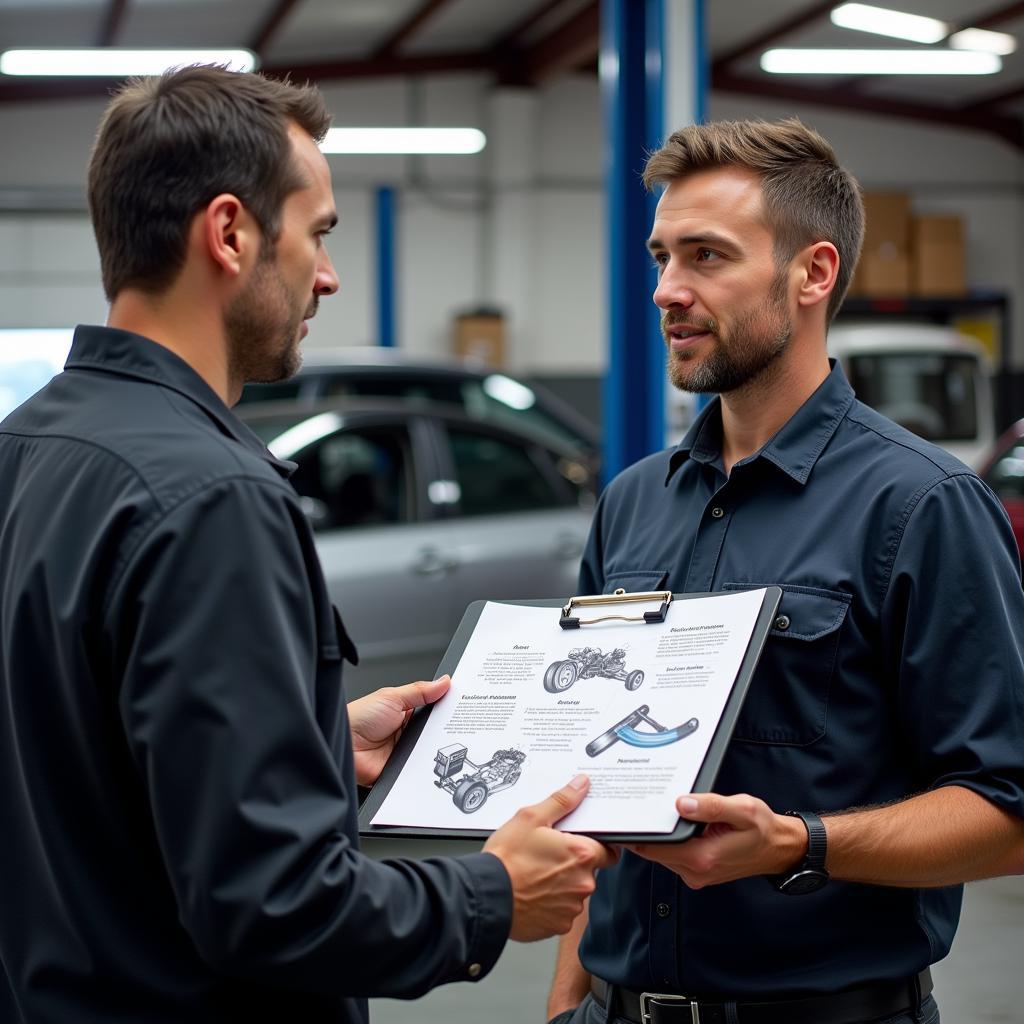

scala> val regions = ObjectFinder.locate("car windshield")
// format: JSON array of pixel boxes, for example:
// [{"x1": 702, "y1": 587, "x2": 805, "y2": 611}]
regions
[{"x1": 844, "y1": 352, "x2": 979, "y2": 442}]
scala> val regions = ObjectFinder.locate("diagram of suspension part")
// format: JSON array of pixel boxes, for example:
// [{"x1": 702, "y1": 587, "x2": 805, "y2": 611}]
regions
[{"x1": 585, "y1": 705, "x2": 699, "y2": 758}]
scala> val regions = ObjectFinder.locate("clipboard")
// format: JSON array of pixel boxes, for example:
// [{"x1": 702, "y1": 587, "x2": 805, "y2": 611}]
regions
[{"x1": 358, "y1": 587, "x2": 781, "y2": 844}]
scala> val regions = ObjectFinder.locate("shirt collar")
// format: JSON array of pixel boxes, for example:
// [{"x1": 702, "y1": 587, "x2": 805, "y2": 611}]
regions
[
  {"x1": 666, "y1": 359, "x2": 855, "y2": 486},
  {"x1": 64, "y1": 324, "x2": 296, "y2": 478}
]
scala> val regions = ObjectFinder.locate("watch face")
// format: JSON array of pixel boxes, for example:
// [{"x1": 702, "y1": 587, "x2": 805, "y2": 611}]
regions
[{"x1": 778, "y1": 869, "x2": 828, "y2": 895}]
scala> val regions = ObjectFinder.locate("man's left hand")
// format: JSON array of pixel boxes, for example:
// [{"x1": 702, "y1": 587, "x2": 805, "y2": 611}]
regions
[
  {"x1": 626, "y1": 792, "x2": 806, "y2": 888},
  {"x1": 348, "y1": 675, "x2": 451, "y2": 786}
]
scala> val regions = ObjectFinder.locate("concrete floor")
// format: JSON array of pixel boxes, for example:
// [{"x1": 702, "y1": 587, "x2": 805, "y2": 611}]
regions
[{"x1": 363, "y1": 838, "x2": 1024, "y2": 1024}]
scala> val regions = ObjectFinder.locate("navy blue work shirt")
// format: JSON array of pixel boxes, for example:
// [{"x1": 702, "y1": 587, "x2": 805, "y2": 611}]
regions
[
  {"x1": 579, "y1": 360, "x2": 1024, "y2": 997},
  {"x1": 0, "y1": 326, "x2": 511, "y2": 1024}
]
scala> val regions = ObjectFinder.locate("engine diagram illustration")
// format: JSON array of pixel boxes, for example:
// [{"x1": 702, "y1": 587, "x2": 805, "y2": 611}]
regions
[
  {"x1": 585, "y1": 705, "x2": 699, "y2": 758},
  {"x1": 433, "y1": 743, "x2": 526, "y2": 814},
  {"x1": 543, "y1": 646, "x2": 644, "y2": 693}
]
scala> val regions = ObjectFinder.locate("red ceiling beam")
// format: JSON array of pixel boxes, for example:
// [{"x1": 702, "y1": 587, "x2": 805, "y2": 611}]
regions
[
  {"x1": 713, "y1": 0, "x2": 837, "y2": 72},
  {"x1": 712, "y1": 68, "x2": 1024, "y2": 150},
  {"x1": 249, "y1": 0, "x2": 304, "y2": 58},
  {"x1": 970, "y1": 1, "x2": 1024, "y2": 28},
  {"x1": 510, "y1": 0, "x2": 600, "y2": 87},
  {"x1": 373, "y1": 0, "x2": 453, "y2": 59},
  {"x1": 491, "y1": 0, "x2": 575, "y2": 51},
  {"x1": 96, "y1": 0, "x2": 130, "y2": 47}
]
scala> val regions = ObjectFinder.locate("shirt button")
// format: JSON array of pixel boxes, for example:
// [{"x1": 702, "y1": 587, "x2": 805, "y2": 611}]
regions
[
  {"x1": 467, "y1": 963, "x2": 482, "y2": 978},
  {"x1": 711, "y1": 507, "x2": 725, "y2": 518},
  {"x1": 656, "y1": 902, "x2": 671, "y2": 918},
  {"x1": 774, "y1": 614, "x2": 791, "y2": 631}
]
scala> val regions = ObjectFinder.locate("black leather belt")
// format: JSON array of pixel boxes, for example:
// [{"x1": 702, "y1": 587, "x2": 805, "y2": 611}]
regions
[{"x1": 591, "y1": 969, "x2": 932, "y2": 1024}]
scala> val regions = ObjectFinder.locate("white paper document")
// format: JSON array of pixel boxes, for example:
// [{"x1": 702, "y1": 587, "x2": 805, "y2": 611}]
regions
[{"x1": 371, "y1": 588, "x2": 768, "y2": 835}]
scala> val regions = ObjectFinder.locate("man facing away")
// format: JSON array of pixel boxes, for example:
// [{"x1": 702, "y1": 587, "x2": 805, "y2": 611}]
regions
[
  {"x1": 546, "y1": 118, "x2": 1024, "y2": 1024},
  {"x1": 0, "y1": 66, "x2": 615, "y2": 1024}
]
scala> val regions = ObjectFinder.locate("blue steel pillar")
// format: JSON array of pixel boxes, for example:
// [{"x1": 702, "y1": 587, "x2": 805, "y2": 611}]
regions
[
  {"x1": 375, "y1": 186, "x2": 396, "y2": 347},
  {"x1": 601, "y1": 0, "x2": 665, "y2": 483}
]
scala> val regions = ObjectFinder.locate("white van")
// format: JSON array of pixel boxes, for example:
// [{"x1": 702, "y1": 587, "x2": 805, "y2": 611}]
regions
[{"x1": 827, "y1": 322, "x2": 995, "y2": 469}]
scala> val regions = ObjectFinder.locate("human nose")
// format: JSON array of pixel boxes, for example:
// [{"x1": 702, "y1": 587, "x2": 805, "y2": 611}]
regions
[
  {"x1": 315, "y1": 247, "x2": 339, "y2": 297},
  {"x1": 653, "y1": 263, "x2": 695, "y2": 312}
]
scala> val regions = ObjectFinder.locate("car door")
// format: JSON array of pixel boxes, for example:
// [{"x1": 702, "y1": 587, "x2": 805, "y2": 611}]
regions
[
  {"x1": 982, "y1": 431, "x2": 1024, "y2": 556},
  {"x1": 426, "y1": 418, "x2": 594, "y2": 625},
  {"x1": 286, "y1": 413, "x2": 455, "y2": 698}
]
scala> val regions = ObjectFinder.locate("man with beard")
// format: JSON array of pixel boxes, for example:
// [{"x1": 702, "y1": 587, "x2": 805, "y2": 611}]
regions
[
  {"x1": 546, "y1": 119, "x2": 1024, "y2": 1024},
  {"x1": 0, "y1": 66, "x2": 616, "y2": 1024}
]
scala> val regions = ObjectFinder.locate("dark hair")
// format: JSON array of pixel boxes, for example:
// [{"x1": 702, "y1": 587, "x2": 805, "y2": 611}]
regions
[
  {"x1": 87, "y1": 65, "x2": 331, "y2": 299},
  {"x1": 643, "y1": 118, "x2": 864, "y2": 323}
]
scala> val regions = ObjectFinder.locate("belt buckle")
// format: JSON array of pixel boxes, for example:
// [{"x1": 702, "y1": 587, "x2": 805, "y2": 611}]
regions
[{"x1": 639, "y1": 991, "x2": 700, "y2": 1024}]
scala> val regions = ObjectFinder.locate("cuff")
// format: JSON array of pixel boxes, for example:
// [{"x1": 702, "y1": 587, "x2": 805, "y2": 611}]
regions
[{"x1": 452, "y1": 850, "x2": 513, "y2": 982}]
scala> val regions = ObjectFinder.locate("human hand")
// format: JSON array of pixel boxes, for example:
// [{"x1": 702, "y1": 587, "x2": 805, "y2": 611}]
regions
[
  {"x1": 626, "y1": 792, "x2": 806, "y2": 888},
  {"x1": 347, "y1": 675, "x2": 450, "y2": 786},
  {"x1": 484, "y1": 775, "x2": 618, "y2": 942}
]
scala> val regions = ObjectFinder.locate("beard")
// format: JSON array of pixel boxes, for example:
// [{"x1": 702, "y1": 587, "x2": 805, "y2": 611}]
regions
[
  {"x1": 225, "y1": 248, "x2": 315, "y2": 386},
  {"x1": 663, "y1": 271, "x2": 792, "y2": 395}
]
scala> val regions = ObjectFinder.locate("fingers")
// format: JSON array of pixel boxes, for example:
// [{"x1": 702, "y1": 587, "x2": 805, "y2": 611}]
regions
[
  {"x1": 527, "y1": 774, "x2": 590, "y2": 826},
  {"x1": 675, "y1": 792, "x2": 758, "y2": 826},
  {"x1": 391, "y1": 674, "x2": 451, "y2": 710}
]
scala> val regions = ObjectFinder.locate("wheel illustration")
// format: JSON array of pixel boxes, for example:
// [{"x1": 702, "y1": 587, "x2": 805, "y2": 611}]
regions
[
  {"x1": 453, "y1": 779, "x2": 489, "y2": 813},
  {"x1": 543, "y1": 659, "x2": 579, "y2": 692},
  {"x1": 505, "y1": 768, "x2": 522, "y2": 786},
  {"x1": 625, "y1": 669, "x2": 644, "y2": 691}
]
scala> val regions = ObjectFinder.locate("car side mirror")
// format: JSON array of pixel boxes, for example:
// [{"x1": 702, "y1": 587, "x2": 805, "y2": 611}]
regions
[{"x1": 298, "y1": 495, "x2": 330, "y2": 530}]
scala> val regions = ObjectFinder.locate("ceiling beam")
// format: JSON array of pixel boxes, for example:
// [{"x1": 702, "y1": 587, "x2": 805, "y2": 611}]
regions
[
  {"x1": 96, "y1": 0, "x2": 130, "y2": 47},
  {"x1": 970, "y1": 0, "x2": 1024, "y2": 29},
  {"x1": 712, "y1": 68, "x2": 1024, "y2": 150},
  {"x1": 712, "y1": 0, "x2": 837, "y2": 72},
  {"x1": 509, "y1": 0, "x2": 600, "y2": 87},
  {"x1": 373, "y1": 0, "x2": 454, "y2": 59},
  {"x1": 249, "y1": 0, "x2": 304, "y2": 58},
  {"x1": 491, "y1": 0, "x2": 575, "y2": 51}
]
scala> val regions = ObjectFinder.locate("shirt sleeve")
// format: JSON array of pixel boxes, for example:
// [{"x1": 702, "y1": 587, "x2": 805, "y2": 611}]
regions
[
  {"x1": 104, "y1": 475, "x2": 511, "y2": 998},
  {"x1": 881, "y1": 471, "x2": 1024, "y2": 818}
]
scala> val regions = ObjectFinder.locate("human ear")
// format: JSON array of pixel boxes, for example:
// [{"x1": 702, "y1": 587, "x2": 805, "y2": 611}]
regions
[
  {"x1": 796, "y1": 241, "x2": 839, "y2": 310},
  {"x1": 201, "y1": 193, "x2": 260, "y2": 278}
]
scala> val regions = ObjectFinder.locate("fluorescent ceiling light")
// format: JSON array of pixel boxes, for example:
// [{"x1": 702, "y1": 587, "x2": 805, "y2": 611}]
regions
[
  {"x1": 482, "y1": 374, "x2": 536, "y2": 411},
  {"x1": 320, "y1": 127, "x2": 486, "y2": 155},
  {"x1": 949, "y1": 28, "x2": 1017, "y2": 56},
  {"x1": 0, "y1": 49, "x2": 256, "y2": 76},
  {"x1": 761, "y1": 48, "x2": 1001, "y2": 75},
  {"x1": 830, "y1": 4, "x2": 948, "y2": 44}
]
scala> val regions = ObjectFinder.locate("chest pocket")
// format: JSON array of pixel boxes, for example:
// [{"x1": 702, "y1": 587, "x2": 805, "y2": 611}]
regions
[
  {"x1": 723, "y1": 583, "x2": 850, "y2": 746},
  {"x1": 601, "y1": 570, "x2": 670, "y2": 595}
]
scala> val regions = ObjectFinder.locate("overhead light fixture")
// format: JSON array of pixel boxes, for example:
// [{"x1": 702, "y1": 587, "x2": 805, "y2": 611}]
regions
[
  {"x1": 0, "y1": 48, "x2": 257, "y2": 76},
  {"x1": 949, "y1": 28, "x2": 1017, "y2": 56},
  {"x1": 830, "y1": 3, "x2": 948, "y2": 44},
  {"x1": 319, "y1": 127, "x2": 486, "y2": 155},
  {"x1": 761, "y1": 48, "x2": 1001, "y2": 75}
]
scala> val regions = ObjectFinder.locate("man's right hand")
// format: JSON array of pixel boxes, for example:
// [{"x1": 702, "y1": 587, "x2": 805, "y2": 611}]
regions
[{"x1": 483, "y1": 775, "x2": 617, "y2": 942}]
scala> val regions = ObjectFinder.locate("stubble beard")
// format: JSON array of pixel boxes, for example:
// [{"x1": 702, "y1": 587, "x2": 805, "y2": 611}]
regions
[
  {"x1": 664, "y1": 272, "x2": 792, "y2": 395},
  {"x1": 226, "y1": 249, "x2": 313, "y2": 386}
]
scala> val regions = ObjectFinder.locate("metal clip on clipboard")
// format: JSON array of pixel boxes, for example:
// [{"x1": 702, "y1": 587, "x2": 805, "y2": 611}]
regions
[{"x1": 559, "y1": 589, "x2": 672, "y2": 630}]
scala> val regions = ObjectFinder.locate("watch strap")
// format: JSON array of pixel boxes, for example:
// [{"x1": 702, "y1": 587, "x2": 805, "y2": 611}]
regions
[{"x1": 785, "y1": 809, "x2": 828, "y2": 872}]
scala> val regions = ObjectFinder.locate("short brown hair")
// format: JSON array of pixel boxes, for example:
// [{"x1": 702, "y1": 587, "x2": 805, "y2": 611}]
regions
[
  {"x1": 643, "y1": 118, "x2": 864, "y2": 323},
  {"x1": 88, "y1": 65, "x2": 331, "y2": 299}
]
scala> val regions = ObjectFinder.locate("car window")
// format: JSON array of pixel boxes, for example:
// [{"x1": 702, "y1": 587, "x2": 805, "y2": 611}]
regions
[
  {"x1": 985, "y1": 440, "x2": 1024, "y2": 499},
  {"x1": 290, "y1": 426, "x2": 411, "y2": 531},
  {"x1": 844, "y1": 353, "x2": 979, "y2": 441},
  {"x1": 444, "y1": 427, "x2": 565, "y2": 516}
]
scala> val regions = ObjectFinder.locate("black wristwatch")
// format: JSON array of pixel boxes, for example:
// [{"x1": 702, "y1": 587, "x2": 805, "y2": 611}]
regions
[{"x1": 771, "y1": 810, "x2": 830, "y2": 894}]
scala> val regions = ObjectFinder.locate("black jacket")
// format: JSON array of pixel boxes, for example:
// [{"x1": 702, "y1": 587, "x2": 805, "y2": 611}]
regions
[{"x1": 0, "y1": 326, "x2": 510, "y2": 1023}]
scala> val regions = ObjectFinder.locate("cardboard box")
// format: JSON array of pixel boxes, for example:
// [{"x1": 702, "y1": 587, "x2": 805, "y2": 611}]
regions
[
  {"x1": 912, "y1": 214, "x2": 965, "y2": 297},
  {"x1": 453, "y1": 313, "x2": 505, "y2": 365},
  {"x1": 849, "y1": 193, "x2": 913, "y2": 297}
]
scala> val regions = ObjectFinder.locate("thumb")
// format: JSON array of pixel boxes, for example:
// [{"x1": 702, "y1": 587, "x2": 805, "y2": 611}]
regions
[
  {"x1": 530, "y1": 773, "x2": 590, "y2": 826},
  {"x1": 395, "y1": 675, "x2": 451, "y2": 710}
]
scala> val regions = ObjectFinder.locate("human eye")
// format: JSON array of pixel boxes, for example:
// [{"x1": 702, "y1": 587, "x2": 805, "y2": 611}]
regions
[
  {"x1": 695, "y1": 247, "x2": 720, "y2": 263},
  {"x1": 649, "y1": 250, "x2": 669, "y2": 272}
]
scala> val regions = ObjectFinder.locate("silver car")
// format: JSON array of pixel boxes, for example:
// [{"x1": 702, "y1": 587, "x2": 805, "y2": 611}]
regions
[{"x1": 239, "y1": 399, "x2": 596, "y2": 698}]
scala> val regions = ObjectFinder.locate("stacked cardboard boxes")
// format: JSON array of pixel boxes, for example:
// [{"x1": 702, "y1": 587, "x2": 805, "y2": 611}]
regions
[
  {"x1": 848, "y1": 192, "x2": 966, "y2": 298},
  {"x1": 453, "y1": 310, "x2": 505, "y2": 365}
]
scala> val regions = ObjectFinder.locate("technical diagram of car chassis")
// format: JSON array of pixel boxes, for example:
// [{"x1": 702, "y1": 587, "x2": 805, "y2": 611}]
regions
[
  {"x1": 433, "y1": 743, "x2": 526, "y2": 813},
  {"x1": 543, "y1": 646, "x2": 645, "y2": 693}
]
